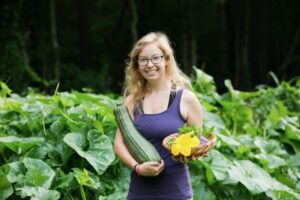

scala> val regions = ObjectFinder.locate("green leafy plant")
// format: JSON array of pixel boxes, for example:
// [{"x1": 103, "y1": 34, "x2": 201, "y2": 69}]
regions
[{"x1": 1, "y1": 70, "x2": 300, "y2": 200}]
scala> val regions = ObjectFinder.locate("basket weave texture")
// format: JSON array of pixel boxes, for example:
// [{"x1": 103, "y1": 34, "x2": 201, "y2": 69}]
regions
[{"x1": 162, "y1": 133, "x2": 217, "y2": 157}]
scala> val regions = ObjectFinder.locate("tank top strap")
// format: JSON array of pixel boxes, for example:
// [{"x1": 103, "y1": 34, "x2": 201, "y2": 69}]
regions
[
  {"x1": 168, "y1": 89, "x2": 184, "y2": 113},
  {"x1": 167, "y1": 83, "x2": 177, "y2": 107},
  {"x1": 133, "y1": 98, "x2": 144, "y2": 116}
]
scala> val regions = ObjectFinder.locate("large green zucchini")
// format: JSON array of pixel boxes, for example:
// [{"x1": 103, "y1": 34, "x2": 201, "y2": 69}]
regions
[{"x1": 113, "y1": 105, "x2": 161, "y2": 163}]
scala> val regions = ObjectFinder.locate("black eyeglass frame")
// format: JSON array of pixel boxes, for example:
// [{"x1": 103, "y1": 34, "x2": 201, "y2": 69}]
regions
[{"x1": 137, "y1": 55, "x2": 164, "y2": 66}]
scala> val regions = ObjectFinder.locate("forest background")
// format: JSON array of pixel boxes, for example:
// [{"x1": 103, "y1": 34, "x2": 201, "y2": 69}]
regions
[{"x1": 1, "y1": 0, "x2": 300, "y2": 94}]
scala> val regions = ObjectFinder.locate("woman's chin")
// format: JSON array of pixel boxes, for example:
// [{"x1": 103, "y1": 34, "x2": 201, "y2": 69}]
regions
[{"x1": 142, "y1": 73, "x2": 160, "y2": 80}]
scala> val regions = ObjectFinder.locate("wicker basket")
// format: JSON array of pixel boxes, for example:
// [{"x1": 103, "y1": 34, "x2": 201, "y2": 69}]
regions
[{"x1": 162, "y1": 133, "x2": 217, "y2": 157}]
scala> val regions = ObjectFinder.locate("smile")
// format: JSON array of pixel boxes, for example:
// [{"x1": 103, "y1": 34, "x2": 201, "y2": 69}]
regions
[{"x1": 145, "y1": 68, "x2": 159, "y2": 73}]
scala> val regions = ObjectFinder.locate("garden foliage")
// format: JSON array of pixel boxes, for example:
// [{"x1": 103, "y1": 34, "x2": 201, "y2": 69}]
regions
[{"x1": 0, "y1": 69, "x2": 300, "y2": 199}]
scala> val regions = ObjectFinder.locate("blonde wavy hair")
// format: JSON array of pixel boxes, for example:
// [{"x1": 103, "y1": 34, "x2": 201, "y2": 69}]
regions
[{"x1": 123, "y1": 32, "x2": 191, "y2": 106}]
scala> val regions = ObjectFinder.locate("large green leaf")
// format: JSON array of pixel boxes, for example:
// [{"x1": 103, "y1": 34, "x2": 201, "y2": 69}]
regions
[
  {"x1": 285, "y1": 124, "x2": 300, "y2": 141},
  {"x1": 228, "y1": 160, "x2": 274, "y2": 194},
  {"x1": 254, "y1": 153, "x2": 286, "y2": 170},
  {"x1": 202, "y1": 109, "x2": 226, "y2": 133},
  {"x1": 265, "y1": 189, "x2": 300, "y2": 200},
  {"x1": 0, "y1": 170, "x2": 13, "y2": 200},
  {"x1": 4, "y1": 161, "x2": 25, "y2": 184},
  {"x1": 2, "y1": 159, "x2": 57, "y2": 198},
  {"x1": 56, "y1": 92, "x2": 76, "y2": 107},
  {"x1": 267, "y1": 101, "x2": 288, "y2": 126},
  {"x1": 218, "y1": 100, "x2": 254, "y2": 134},
  {"x1": 228, "y1": 160, "x2": 299, "y2": 199},
  {"x1": 63, "y1": 130, "x2": 115, "y2": 175},
  {"x1": 23, "y1": 158, "x2": 55, "y2": 189},
  {"x1": 0, "y1": 82, "x2": 12, "y2": 97},
  {"x1": 0, "y1": 136, "x2": 44, "y2": 154},
  {"x1": 52, "y1": 170, "x2": 74, "y2": 190},
  {"x1": 200, "y1": 150, "x2": 232, "y2": 182},
  {"x1": 97, "y1": 163, "x2": 130, "y2": 199},
  {"x1": 224, "y1": 79, "x2": 239, "y2": 100},
  {"x1": 72, "y1": 91, "x2": 103, "y2": 103},
  {"x1": 287, "y1": 153, "x2": 300, "y2": 167},
  {"x1": 191, "y1": 172, "x2": 216, "y2": 200},
  {"x1": 215, "y1": 131, "x2": 241, "y2": 147},
  {"x1": 17, "y1": 186, "x2": 60, "y2": 200},
  {"x1": 193, "y1": 67, "x2": 217, "y2": 97},
  {"x1": 254, "y1": 137, "x2": 287, "y2": 156}
]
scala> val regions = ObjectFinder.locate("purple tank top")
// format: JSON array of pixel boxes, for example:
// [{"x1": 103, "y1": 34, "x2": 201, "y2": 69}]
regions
[{"x1": 127, "y1": 89, "x2": 193, "y2": 200}]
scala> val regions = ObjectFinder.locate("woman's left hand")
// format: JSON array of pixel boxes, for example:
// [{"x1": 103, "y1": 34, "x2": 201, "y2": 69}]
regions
[{"x1": 137, "y1": 160, "x2": 165, "y2": 176}]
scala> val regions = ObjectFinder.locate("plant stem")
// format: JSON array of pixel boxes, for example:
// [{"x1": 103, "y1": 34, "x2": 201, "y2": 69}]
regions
[
  {"x1": 233, "y1": 118, "x2": 237, "y2": 135},
  {"x1": 79, "y1": 184, "x2": 87, "y2": 200},
  {"x1": 263, "y1": 127, "x2": 267, "y2": 138}
]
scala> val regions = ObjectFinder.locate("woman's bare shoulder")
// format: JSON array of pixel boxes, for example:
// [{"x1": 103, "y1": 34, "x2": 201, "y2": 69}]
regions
[
  {"x1": 181, "y1": 89, "x2": 198, "y2": 103},
  {"x1": 124, "y1": 94, "x2": 134, "y2": 106},
  {"x1": 180, "y1": 89, "x2": 203, "y2": 126},
  {"x1": 123, "y1": 95, "x2": 135, "y2": 117}
]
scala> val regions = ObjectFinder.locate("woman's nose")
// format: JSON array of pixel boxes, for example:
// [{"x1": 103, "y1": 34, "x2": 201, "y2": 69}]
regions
[{"x1": 146, "y1": 60, "x2": 154, "y2": 68}]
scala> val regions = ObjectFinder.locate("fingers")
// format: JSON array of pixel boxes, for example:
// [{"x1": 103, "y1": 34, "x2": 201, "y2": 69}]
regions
[
  {"x1": 191, "y1": 155, "x2": 198, "y2": 161},
  {"x1": 157, "y1": 160, "x2": 164, "y2": 174},
  {"x1": 159, "y1": 159, "x2": 164, "y2": 168},
  {"x1": 146, "y1": 161, "x2": 162, "y2": 166},
  {"x1": 139, "y1": 160, "x2": 165, "y2": 177},
  {"x1": 203, "y1": 152, "x2": 209, "y2": 157},
  {"x1": 172, "y1": 151, "x2": 210, "y2": 162},
  {"x1": 172, "y1": 155, "x2": 189, "y2": 163},
  {"x1": 172, "y1": 156, "x2": 179, "y2": 161},
  {"x1": 177, "y1": 155, "x2": 187, "y2": 163}
]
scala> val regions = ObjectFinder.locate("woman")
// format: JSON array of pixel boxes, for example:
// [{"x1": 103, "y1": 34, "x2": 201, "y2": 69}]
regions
[{"x1": 114, "y1": 32, "x2": 207, "y2": 200}]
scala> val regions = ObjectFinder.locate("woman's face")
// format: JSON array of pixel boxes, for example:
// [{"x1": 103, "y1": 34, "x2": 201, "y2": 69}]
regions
[{"x1": 137, "y1": 43, "x2": 167, "y2": 82}]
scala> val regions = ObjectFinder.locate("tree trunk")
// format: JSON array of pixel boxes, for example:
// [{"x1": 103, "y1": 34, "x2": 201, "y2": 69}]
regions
[
  {"x1": 182, "y1": 31, "x2": 189, "y2": 73},
  {"x1": 35, "y1": 1, "x2": 48, "y2": 81},
  {"x1": 234, "y1": 0, "x2": 251, "y2": 89},
  {"x1": 180, "y1": 0, "x2": 191, "y2": 73},
  {"x1": 50, "y1": 0, "x2": 60, "y2": 81},
  {"x1": 190, "y1": 36, "x2": 197, "y2": 75},
  {"x1": 112, "y1": 0, "x2": 129, "y2": 39},
  {"x1": 252, "y1": 0, "x2": 268, "y2": 84},
  {"x1": 129, "y1": 0, "x2": 138, "y2": 43},
  {"x1": 16, "y1": 31, "x2": 30, "y2": 67},
  {"x1": 188, "y1": 1, "x2": 197, "y2": 75},
  {"x1": 240, "y1": 0, "x2": 251, "y2": 89},
  {"x1": 218, "y1": 0, "x2": 228, "y2": 78},
  {"x1": 78, "y1": 0, "x2": 92, "y2": 68},
  {"x1": 278, "y1": 24, "x2": 300, "y2": 77},
  {"x1": 234, "y1": 0, "x2": 242, "y2": 87}
]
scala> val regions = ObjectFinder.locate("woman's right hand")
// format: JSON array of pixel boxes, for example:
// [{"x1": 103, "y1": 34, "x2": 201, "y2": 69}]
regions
[{"x1": 137, "y1": 160, "x2": 164, "y2": 177}]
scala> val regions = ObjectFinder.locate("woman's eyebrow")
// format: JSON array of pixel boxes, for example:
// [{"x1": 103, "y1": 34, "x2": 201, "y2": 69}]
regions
[{"x1": 139, "y1": 54, "x2": 161, "y2": 58}]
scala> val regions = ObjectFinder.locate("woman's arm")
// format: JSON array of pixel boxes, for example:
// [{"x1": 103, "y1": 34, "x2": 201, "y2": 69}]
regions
[
  {"x1": 114, "y1": 128, "x2": 139, "y2": 169},
  {"x1": 113, "y1": 95, "x2": 164, "y2": 176},
  {"x1": 177, "y1": 90, "x2": 207, "y2": 162},
  {"x1": 181, "y1": 89, "x2": 203, "y2": 127},
  {"x1": 114, "y1": 95, "x2": 138, "y2": 170}
]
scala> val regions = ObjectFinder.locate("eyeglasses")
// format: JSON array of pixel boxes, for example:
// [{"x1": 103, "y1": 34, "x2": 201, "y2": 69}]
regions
[{"x1": 137, "y1": 55, "x2": 164, "y2": 66}]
